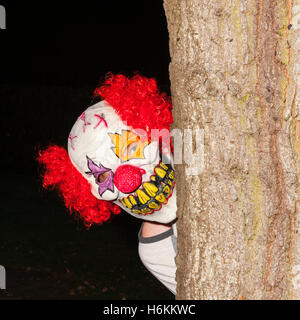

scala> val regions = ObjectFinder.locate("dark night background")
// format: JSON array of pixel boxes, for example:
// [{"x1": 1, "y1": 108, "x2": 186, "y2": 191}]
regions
[{"x1": 0, "y1": 1, "x2": 173, "y2": 299}]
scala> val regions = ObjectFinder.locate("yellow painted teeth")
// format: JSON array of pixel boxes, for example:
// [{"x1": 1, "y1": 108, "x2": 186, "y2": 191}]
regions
[
  {"x1": 148, "y1": 201, "x2": 161, "y2": 209},
  {"x1": 155, "y1": 167, "x2": 166, "y2": 178},
  {"x1": 141, "y1": 207, "x2": 152, "y2": 214},
  {"x1": 129, "y1": 195, "x2": 137, "y2": 205},
  {"x1": 143, "y1": 183, "x2": 158, "y2": 197},
  {"x1": 169, "y1": 170, "x2": 174, "y2": 179},
  {"x1": 132, "y1": 208, "x2": 152, "y2": 215},
  {"x1": 136, "y1": 189, "x2": 150, "y2": 204},
  {"x1": 155, "y1": 193, "x2": 167, "y2": 203},
  {"x1": 163, "y1": 185, "x2": 171, "y2": 195},
  {"x1": 121, "y1": 198, "x2": 132, "y2": 209},
  {"x1": 159, "y1": 162, "x2": 168, "y2": 170},
  {"x1": 120, "y1": 163, "x2": 175, "y2": 216}
]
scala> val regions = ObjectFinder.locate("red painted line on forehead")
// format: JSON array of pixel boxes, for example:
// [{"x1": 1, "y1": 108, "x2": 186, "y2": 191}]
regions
[
  {"x1": 94, "y1": 114, "x2": 108, "y2": 129},
  {"x1": 68, "y1": 134, "x2": 78, "y2": 151},
  {"x1": 79, "y1": 112, "x2": 91, "y2": 132}
]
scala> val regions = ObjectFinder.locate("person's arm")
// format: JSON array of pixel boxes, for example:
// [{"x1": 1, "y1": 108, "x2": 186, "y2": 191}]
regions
[
  {"x1": 138, "y1": 221, "x2": 177, "y2": 295},
  {"x1": 141, "y1": 221, "x2": 172, "y2": 237}
]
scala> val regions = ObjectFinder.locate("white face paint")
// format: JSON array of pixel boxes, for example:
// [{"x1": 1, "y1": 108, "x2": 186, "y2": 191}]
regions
[{"x1": 68, "y1": 100, "x2": 177, "y2": 223}]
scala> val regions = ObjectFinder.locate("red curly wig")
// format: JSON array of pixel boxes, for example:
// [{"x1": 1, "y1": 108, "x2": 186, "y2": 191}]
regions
[
  {"x1": 94, "y1": 73, "x2": 173, "y2": 135},
  {"x1": 38, "y1": 74, "x2": 173, "y2": 226},
  {"x1": 37, "y1": 145, "x2": 121, "y2": 227}
]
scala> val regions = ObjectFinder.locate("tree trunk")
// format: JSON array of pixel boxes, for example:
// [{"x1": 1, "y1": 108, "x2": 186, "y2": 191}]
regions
[{"x1": 164, "y1": 0, "x2": 300, "y2": 299}]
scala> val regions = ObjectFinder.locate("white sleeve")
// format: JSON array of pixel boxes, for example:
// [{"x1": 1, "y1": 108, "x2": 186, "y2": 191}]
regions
[{"x1": 138, "y1": 223, "x2": 177, "y2": 295}]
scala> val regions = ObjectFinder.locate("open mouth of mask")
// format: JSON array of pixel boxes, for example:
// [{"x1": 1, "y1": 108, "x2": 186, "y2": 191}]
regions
[{"x1": 118, "y1": 161, "x2": 175, "y2": 215}]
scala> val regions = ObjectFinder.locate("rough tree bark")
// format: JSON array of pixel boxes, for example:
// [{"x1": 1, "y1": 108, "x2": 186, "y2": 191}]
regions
[{"x1": 164, "y1": 0, "x2": 300, "y2": 299}]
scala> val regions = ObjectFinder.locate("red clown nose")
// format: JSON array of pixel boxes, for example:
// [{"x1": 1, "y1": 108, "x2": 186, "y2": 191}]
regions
[{"x1": 114, "y1": 165, "x2": 146, "y2": 194}]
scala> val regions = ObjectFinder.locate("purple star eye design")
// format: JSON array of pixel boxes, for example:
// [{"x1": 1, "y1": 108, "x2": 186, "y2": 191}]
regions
[{"x1": 85, "y1": 156, "x2": 114, "y2": 196}]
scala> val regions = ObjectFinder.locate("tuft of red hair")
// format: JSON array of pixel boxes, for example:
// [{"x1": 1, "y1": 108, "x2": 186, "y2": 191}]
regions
[
  {"x1": 94, "y1": 74, "x2": 173, "y2": 136},
  {"x1": 37, "y1": 145, "x2": 121, "y2": 227}
]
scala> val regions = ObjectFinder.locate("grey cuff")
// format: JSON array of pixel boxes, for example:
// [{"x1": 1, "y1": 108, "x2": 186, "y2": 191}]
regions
[{"x1": 138, "y1": 223, "x2": 174, "y2": 244}]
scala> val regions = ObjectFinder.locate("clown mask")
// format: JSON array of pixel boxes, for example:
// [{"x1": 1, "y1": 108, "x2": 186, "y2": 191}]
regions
[{"x1": 68, "y1": 100, "x2": 177, "y2": 224}]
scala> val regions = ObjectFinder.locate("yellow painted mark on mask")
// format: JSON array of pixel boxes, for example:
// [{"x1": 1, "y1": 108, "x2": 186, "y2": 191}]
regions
[
  {"x1": 155, "y1": 167, "x2": 166, "y2": 178},
  {"x1": 136, "y1": 189, "x2": 150, "y2": 205},
  {"x1": 148, "y1": 201, "x2": 161, "y2": 209},
  {"x1": 129, "y1": 195, "x2": 137, "y2": 206},
  {"x1": 143, "y1": 183, "x2": 158, "y2": 197},
  {"x1": 155, "y1": 193, "x2": 167, "y2": 204}
]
